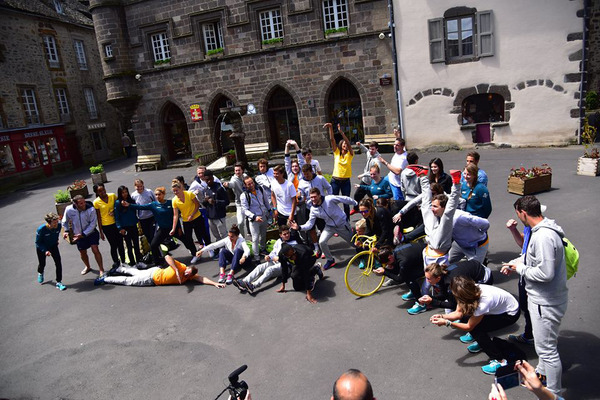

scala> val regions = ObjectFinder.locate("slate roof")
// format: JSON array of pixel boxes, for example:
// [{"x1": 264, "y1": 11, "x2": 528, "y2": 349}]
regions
[{"x1": 0, "y1": 0, "x2": 93, "y2": 27}]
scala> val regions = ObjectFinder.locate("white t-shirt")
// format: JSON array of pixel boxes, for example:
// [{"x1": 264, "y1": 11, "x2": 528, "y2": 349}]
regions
[
  {"x1": 387, "y1": 151, "x2": 408, "y2": 187},
  {"x1": 310, "y1": 159, "x2": 322, "y2": 174},
  {"x1": 474, "y1": 284, "x2": 519, "y2": 317},
  {"x1": 271, "y1": 179, "x2": 297, "y2": 216}
]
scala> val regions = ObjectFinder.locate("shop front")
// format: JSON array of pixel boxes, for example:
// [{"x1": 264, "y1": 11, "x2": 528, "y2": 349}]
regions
[{"x1": 0, "y1": 124, "x2": 70, "y2": 179}]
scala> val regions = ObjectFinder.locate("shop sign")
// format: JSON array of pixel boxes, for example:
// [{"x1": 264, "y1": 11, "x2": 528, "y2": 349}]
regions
[
  {"x1": 24, "y1": 129, "x2": 55, "y2": 139},
  {"x1": 379, "y1": 77, "x2": 392, "y2": 86},
  {"x1": 88, "y1": 122, "x2": 106, "y2": 130},
  {"x1": 190, "y1": 104, "x2": 203, "y2": 122}
]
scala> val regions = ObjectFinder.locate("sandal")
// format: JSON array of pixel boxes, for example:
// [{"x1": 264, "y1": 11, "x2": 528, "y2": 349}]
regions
[{"x1": 81, "y1": 267, "x2": 92, "y2": 275}]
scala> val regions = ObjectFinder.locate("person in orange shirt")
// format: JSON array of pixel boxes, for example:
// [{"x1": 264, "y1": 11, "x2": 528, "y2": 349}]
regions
[{"x1": 95, "y1": 255, "x2": 225, "y2": 288}]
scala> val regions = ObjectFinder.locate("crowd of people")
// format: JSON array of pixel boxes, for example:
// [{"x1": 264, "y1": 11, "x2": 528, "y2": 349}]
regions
[{"x1": 35, "y1": 124, "x2": 569, "y2": 399}]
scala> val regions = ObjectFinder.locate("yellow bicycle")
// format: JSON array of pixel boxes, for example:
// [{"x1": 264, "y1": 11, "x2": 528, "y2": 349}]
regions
[{"x1": 344, "y1": 234, "x2": 384, "y2": 297}]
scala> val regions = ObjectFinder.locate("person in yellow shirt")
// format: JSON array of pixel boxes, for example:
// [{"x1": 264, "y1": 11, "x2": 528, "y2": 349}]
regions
[
  {"x1": 170, "y1": 179, "x2": 210, "y2": 264},
  {"x1": 324, "y1": 122, "x2": 354, "y2": 219},
  {"x1": 93, "y1": 183, "x2": 125, "y2": 269},
  {"x1": 95, "y1": 255, "x2": 225, "y2": 288}
]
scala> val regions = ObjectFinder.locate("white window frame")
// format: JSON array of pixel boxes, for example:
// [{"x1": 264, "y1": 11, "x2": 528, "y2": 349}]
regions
[
  {"x1": 43, "y1": 35, "x2": 60, "y2": 68},
  {"x1": 53, "y1": 0, "x2": 64, "y2": 14},
  {"x1": 21, "y1": 88, "x2": 41, "y2": 125},
  {"x1": 322, "y1": 0, "x2": 349, "y2": 32},
  {"x1": 55, "y1": 88, "x2": 70, "y2": 121},
  {"x1": 259, "y1": 9, "x2": 283, "y2": 42},
  {"x1": 150, "y1": 32, "x2": 171, "y2": 62},
  {"x1": 73, "y1": 40, "x2": 88, "y2": 70},
  {"x1": 203, "y1": 21, "x2": 224, "y2": 52},
  {"x1": 104, "y1": 44, "x2": 113, "y2": 58},
  {"x1": 83, "y1": 88, "x2": 98, "y2": 120}
]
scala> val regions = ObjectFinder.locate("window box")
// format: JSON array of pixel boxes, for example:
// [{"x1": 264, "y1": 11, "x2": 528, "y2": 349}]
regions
[
  {"x1": 206, "y1": 47, "x2": 224, "y2": 59},
  {"x1": 153, "y1": 58, "x2": 171, "y2": 67}
]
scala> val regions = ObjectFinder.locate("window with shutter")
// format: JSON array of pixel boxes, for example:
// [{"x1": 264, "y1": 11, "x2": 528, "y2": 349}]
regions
[
  {"x1": 428, "y1": 18, "x2": 445, "y2": 63},
  {"x1": 477, "y1": 10, "x2": 494, "y2": 57}
]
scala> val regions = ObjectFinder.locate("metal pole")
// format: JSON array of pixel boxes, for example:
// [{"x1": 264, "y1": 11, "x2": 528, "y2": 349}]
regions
[
  {"x1": 388, "y1": 0, "x2": 404, "y2": 139},
  {"x1": 579, "y1": 0, "x2": 590, "y2": 144}
]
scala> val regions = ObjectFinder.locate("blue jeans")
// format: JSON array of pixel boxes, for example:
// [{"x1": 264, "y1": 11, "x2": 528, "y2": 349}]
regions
[
  {"x1": 331, "y1": 177, "x2": 351, "y2": 219},
  {"x1": 390, "y1": 184, "x2": 404, "y2": 201},
  {"x1": 218, "y1": 247, "x2": 245, "y2": 272}
]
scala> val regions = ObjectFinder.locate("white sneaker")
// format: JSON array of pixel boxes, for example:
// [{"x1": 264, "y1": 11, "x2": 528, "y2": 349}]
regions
[
  {"x1": 382, "y1": 278, "x2": 399, "y2": 287},
  {"x1": 208, "y1": 250, "x2": 215, "y2": 258},
  {"x1": 190, "y1": 256, "x2": 199, "y2": 264}
]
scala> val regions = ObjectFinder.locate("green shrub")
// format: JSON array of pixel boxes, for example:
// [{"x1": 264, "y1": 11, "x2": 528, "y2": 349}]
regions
[
  {"x1": 262, "y1": 37, "x2": 283, "y2": 45},
  {"x1": 325, "y1": 27, "x2": 348, "y2": 35},
  {"x1": 586, "y1": 91, "x2": 599, "y2": 110},
  {"x1": 206, "y1": 48, "x2": 224, "y2": 56},
  {"x1": 54, "y1": 190, "x2": 71, "y2": 203},
  {"x1": 322, "y1": 173, "x2": 332, "y2": 183},
  {"x1": 89, "y1": 164, "x2": 104, "y2": 174}
]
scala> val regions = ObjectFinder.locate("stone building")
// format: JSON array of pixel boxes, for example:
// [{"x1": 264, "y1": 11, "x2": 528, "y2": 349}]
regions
[
  {"x1": 88, "y1": 0, "x2": 397, "y2": 161},
  {"x1": 394, "y1": 1, "x2": 586, "y2": 148},
  {"x1": 0, "y1": 0, "x2": 121, "y2": 184}
]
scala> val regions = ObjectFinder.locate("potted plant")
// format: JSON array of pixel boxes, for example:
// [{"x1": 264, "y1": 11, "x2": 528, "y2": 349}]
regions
[
  {"x1": 54, "y1": 189, "x2": 71, "y2": 217},
  {"x1": 225, "y1": 149, "x2": 236, "y2": 166},
  {"x1": 90, "y1": 164, "x2": 107, "y2": 185},
  {"x1": 67, "y1": 179, "x2": 89, "y2": 199},
  {"x1": 507, "y1": 164, "x2": 552, "y2": 195},
  {"x1": 577, "y1": 119, "x2": 600, "y2": 176}
]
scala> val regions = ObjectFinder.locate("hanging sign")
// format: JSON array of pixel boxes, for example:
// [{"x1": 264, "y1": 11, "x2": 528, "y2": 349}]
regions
[{"x1": 190, "y1": 104, "x2": 203, "y2": 122}]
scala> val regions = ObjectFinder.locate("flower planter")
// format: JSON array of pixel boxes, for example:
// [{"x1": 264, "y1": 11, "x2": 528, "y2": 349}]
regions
[
  {"x1": 577, "y1": 156, "x2": 600, "y2": 176},
  {"x1": 225, "y1": 154, "x2": 236, "y2": 166},
  {"x1": 55, "y1": 202, "x2": 69, "y2": 218},
  {"x1": 91, "y1": 172, "x2": 107, "y2": 185},
  {"x1": 507, "y1": 174, "x2": 552, "y2": 195},
  {"x1": 68, "y1": 186, "x2": 89, "y2": 199}
]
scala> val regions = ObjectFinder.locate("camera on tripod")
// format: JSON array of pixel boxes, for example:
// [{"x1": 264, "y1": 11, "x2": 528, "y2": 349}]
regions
[
  {"x1": 213, "y1": 365, "x2": 249, "y2": 400},
  {"x1": 227, "y1": 365, "x2": 248, "y2": 400}
]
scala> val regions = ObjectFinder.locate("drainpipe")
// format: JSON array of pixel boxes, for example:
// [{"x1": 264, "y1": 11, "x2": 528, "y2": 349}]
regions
[
  {"x1": 579, "y1": 0, "x2": 590, "y2": 144},
  {"x1": 388, "y1": 0, "x2": 404, "y2": 139}
]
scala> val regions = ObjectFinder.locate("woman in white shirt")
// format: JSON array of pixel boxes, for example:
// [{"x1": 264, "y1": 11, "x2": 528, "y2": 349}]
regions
[
  {"x1": 196, "y1": 224, "x2": 250, "y2": 285},
  {"x1": 430, "y1": 276, "x2": 520, "y2": 375}
]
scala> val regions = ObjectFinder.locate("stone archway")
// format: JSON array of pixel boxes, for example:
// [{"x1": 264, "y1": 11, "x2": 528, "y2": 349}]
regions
[
  {"x1": 325, "y1": 78, "x2": 364, "y2": 143},
  {"x1": 209, "y1": 94, "x2": 235, "y2": 156},
  {"x1": 162, "y1": 102, "x2": 191, "y2": 160},
  {"x1": 266, "y1": 86, "x2": 300, "y2": 151}
]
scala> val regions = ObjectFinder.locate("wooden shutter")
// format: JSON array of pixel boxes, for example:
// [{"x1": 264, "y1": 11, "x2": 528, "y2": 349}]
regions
[
  {"x1": 428, "y1": 18, "x2": 445, "y2": 63},
  {"x1": 477, "y1": 10, "x2": 494, "y2": 57}
]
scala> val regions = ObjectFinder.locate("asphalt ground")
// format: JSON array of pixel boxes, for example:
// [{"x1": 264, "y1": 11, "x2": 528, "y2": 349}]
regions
[{"x1": 0, "y1": 145, "x2": 598, "y2": 399}]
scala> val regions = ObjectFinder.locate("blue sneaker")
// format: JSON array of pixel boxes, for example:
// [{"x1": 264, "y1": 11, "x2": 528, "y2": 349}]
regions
[
  {"x1": 508, "y1": 333, "x2": 534, "y2": 345},
  {"x1": 467, "y1": 342, "x2": 482, "y2": 353},
  {"x1": 55, "y1": 282, "x2": 67, "y2": 291},
  {"x1": 407, "y1": 302, "x2": 427, "y2": 315},
  {"x1": 323, "y1": 259, "x2": 336, "y2": 270},
  {"x1": 481, "y1": 359, "x2": 507, "y2": 375},
  {"x1": 358, "y1": 259, "x2": 366, "y2": 269},
  {"x1": 460, "y1": 332, "x2": 475, "y2": 343},
  {"x1": 37, "y1": 273, "x2": 43, "y2": 284},
  {"x1": 401, "y1": 291, "x2": 415, "y2": 301},
  {"x1": 94, "y1": 275, "x2": 106, "y2": 286}
]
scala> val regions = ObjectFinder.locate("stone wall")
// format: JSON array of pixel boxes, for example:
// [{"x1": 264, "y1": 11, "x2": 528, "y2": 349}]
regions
[
  {"x1": 0, "y1": 7, "x2": 121, "y2": 163},
  {"x1": 90, "y1": 0, "x2": 397, "y2": 158}
]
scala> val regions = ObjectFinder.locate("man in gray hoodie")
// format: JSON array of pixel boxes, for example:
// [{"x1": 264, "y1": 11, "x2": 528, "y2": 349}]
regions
[{"x1": 502, "y1": 195, "x2": 568, "y2": 395}]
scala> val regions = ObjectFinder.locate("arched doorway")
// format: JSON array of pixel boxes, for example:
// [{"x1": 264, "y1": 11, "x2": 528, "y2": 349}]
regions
[
  {"x1": 163, "y1": 103, "x2": 191, "y2": 160},
  {"x1": 326, "y1": 79, "x2": 363, "y2": 143},
  {"x1": 267, "y1": 87, "x2": 300, "y2": 151},
  {"x1": 212, "y1": 95, "x2": 235, "y2": 156}
]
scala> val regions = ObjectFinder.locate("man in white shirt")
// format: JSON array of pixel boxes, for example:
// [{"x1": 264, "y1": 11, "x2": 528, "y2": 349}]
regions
[
  {"x1": 378, "y1": 137, "x2": 408, "y2": 200},
  {"x1": 271, "y1": 164, "x2": 297, "y2": 227}
]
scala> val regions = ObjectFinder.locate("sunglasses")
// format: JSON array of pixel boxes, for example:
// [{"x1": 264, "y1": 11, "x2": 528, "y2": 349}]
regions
[{"x1": 359, "y1": 209, "x2": 369, "y2": 214}]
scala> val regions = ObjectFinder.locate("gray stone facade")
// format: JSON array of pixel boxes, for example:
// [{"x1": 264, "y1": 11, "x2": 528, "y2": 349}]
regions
[
  {"x1": 89, "y1": 0, "x2": 397, "y2": 160},
  {"x1": 0, "y1": 0, "x2": 121, "y2": 178}
]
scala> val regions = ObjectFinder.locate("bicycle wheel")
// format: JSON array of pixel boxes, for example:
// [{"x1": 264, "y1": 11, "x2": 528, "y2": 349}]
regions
[{"x1": 345, "y1": 250, "x2": 384, "y2": 297}]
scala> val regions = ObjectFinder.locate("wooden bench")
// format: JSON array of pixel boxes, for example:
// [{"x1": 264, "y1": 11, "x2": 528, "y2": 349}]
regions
[
  {"x1": 135, "y1": 154, "x2": 163, "y2": 172},
  {"x1": 245, "y1": 142, "x2": 270, "y2": 161},
  {"x1": 364, "y1": 133, "x2": 396, "y2": 146}
]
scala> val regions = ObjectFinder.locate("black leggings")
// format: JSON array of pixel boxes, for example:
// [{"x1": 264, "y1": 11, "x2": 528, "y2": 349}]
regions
[
  {"x1": 470, "y1": 310, "x2": 521, "y2": 360},
  {"x1": 139, "y1": 217, "x2": 156, "y2": 243},
  {"x1": 383, "y1": 264, "x2": 423, "y2": 300},
  {"x1": 152, "y1": 226, "x2": 196, "y2": 265},
  {"x1": 37, "y1": 246, "x2": 62, "y2": 282},
  {"x1": 182, "y1": 215, "x2": 210, "y2": 248},
  {"x1": 519, "y1": 277, "x2": 533, "y2": 339},
  {"x1": 103, "y1": 223, "x2": 125, "y2": 264},
  {"x1": 121, "y1": 225, "x2": 142, "y2": 265}
]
